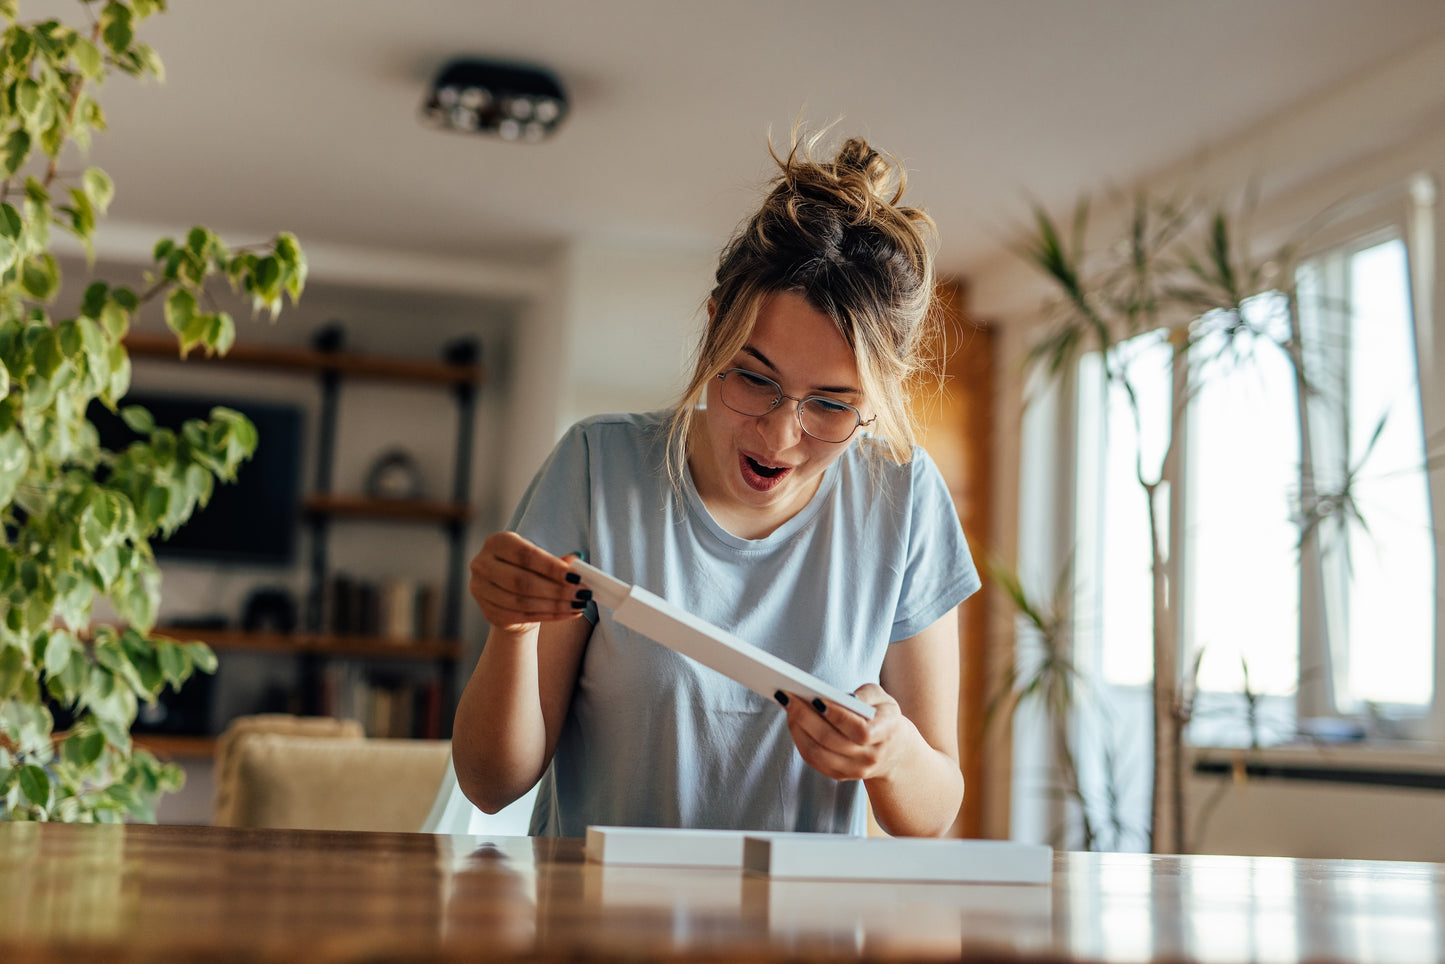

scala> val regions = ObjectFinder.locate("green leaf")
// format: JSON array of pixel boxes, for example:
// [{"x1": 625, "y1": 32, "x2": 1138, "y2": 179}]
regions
[
  {"x1": 100, "y1": 2, "x2": 134, "y2": 54},
  {"x1": 93, "y1": 544, "x2": 119, "y2": 586},
  {"x1": 20, "y1": 254, "x2": 59, "y2": 301},
  {"x1": 15, "y1": 77, "x2": 41, "y2": 117},
  {"x1": 163, "y1": 287, "x2": 196, "y2": 338},
  {"x1": 120, "y1": 404, "x2": 155, "y2": 434},
  {"x1": 156, "y1": 639, "x2": 186, "y2": 688},
  {"x1": 72, "y1": 36, "x2": 102, "y2": 77},
  {"x1": 112, "y1": 286, "x2": 139, "y2": 312},
  {"x1": 183, "y1": 642, "x2": 217, "y2": 675},
  {"x1": 82, "y1": 168, "x2": 113, "y2": 214},
  {"x1": 18, "y1": 764, "x2": 49, "y2": 808},
  {"x1": 81, "y1": 281, "x2": 109, "y2": 318},
  {"x1": 134, "y1": 43, "x2": 163, "y2": 82},
  {"x1": 253, "y1": 255, "x2": 281, "y2": 293},
  {"x1": 100, "y1": 301, "x2": 129, "y2": 340},
  {"x1": 152, "y1": 237, "x2": 174, "y2": 262},
  {"x1": 96, "y1": 716, "x2": 129, "y2": 753},
  {"x1": 31, "y1": 327, "x2": 62, "y2": 378},
  {"x1": 63, "y1": 730, "x2": 105, "y2": 769},
  {"x1": 0, "y1": 426, "x2": 29, "y2": 508},
  {"x1": 0, "y1": 202, "x2": 21, "y2": 240},
  {"x1": 43, "y1": 629, "x2": 73, "y2": 677},
  {"x1": 3, "y1": 129, "x2": 29, "y2": 176},
  {"x1": 0, "y1": 644, "x2": 24, "y2": 700},
  {"x1": 209, "y1": 310, "x2": 235, "y2": 355}
]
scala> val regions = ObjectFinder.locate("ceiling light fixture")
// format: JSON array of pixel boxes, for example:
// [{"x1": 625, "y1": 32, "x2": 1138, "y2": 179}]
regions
[{"x1": 421, "y1": 58, "x2": 569, "y2": 141}]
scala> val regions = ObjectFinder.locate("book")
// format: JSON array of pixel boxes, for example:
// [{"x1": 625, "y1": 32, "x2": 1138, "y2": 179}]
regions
[
  {"x1": 569, "y1": 560, "x2": 876, "y2": 720},
  {"x1": 741, "y1": 835, "x2": 1053, "y2": 884}
]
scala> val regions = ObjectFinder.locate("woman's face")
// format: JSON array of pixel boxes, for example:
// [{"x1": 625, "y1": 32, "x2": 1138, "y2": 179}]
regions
[{"x1": 689, "y1": 290, "x2": 868, "y2": 540}]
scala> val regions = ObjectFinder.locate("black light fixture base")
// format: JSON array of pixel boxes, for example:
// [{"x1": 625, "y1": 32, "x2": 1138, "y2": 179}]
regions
[{"x1": 421, "y1": 58, "x2": 568, "y2": 141}]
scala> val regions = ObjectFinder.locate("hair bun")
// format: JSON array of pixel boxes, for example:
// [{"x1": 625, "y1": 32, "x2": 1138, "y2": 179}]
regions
[{"x1": 833, "y1": 136, "x2": 901, "y2": 207}]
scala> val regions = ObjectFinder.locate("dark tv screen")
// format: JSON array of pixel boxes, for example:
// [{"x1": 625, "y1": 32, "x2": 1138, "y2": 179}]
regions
[{"x1": 89, "y1": 393, "x2": 304, "y2": 566}]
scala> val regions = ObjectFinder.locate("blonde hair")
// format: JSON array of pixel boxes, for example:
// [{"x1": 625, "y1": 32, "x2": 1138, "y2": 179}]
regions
[{"x1": 666, "y1": 127, "x2": 941, "y2": 487}]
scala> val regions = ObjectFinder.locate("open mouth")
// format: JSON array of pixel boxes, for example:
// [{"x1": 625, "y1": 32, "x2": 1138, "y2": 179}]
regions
[
  {"x1": 748, "y1": 456, "x2": 785, "y2": 478},
  {"x1": 740, "y1": 453, "x2": 791, "y2": 491}
]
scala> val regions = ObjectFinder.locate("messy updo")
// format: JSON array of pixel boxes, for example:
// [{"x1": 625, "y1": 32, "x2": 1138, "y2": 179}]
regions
[{"x1": 667, "y1": 127, "x2": 941, "y2": 485}]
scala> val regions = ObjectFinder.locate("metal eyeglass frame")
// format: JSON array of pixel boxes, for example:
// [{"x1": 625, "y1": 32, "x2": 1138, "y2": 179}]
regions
[{"x1": 715, "y1": 368, "x2": 875, "y2": 443}]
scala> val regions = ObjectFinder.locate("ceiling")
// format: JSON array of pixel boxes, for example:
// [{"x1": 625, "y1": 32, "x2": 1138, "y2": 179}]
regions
[{"x1": 48, "y1": 0, "x2": 1445, "y2": 284}]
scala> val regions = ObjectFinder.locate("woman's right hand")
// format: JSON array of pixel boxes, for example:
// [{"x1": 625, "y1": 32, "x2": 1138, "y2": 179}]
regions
[{"x1": 468, "y1": 532, "x2": 588, "y2": 634}]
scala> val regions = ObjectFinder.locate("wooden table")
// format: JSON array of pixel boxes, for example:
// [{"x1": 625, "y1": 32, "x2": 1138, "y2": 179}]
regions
[{"x1": 2, "y1": 822, "x2": 1442, "y2": 962}]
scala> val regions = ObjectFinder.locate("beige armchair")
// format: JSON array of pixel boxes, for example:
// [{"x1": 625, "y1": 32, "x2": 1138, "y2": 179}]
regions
[{"x1": 213, "y1": 714, "x2": 452, "y2": 832}]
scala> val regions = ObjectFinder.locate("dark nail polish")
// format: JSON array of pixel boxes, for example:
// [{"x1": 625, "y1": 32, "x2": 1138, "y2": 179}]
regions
[
  {"x1": 811, "y1": 698, "x2": 827, "y2": 714},
  {"x1": 774, "y1": 690, "x2": 789, "y2": 707},
  {"x1": 565, "y1": 572, "x2": 581, "y2": 585},
  {"x1": 574, "y1": 589, "x2": 593, "y2": 602},
  {"x1": 570, "y1": 600, "x2": 587, "y2": 610}
]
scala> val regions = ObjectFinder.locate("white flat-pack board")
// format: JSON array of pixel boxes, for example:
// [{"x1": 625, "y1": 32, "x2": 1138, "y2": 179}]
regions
[
  {"x1": 741, "y1": 835, "x2": 1053, "y2": 884},
  {"x1": 584, "y1": 825, "x2": 768, "y2": 868},
  {"x1": 570, "y1": 559, "x2": 875, "y2": 720}
]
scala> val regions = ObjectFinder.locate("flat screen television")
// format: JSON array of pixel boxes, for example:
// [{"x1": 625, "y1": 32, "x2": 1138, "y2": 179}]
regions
[{"x1": 89, "y1": 393, "x2": 304, "y2": 566}]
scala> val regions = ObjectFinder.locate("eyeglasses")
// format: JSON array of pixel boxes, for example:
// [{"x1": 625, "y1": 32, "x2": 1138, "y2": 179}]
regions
[{"x1": 715, "y1": 368, "x2": 874, "y2": 444}]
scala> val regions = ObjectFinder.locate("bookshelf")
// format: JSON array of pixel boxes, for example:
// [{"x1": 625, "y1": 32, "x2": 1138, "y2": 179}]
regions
[{"x1": 126, "y1": 329, "x2": 483, "y2": 748}]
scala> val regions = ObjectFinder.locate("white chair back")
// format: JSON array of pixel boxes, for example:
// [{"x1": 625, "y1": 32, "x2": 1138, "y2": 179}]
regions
[{"x1": 421, "y1": 755, "x2": 539, "y2": 836}]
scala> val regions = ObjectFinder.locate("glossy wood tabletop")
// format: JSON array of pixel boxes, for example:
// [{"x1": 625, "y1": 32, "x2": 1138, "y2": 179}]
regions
[{"x1": 2, "y1": 822, "x2": 1443, "y2": 962}]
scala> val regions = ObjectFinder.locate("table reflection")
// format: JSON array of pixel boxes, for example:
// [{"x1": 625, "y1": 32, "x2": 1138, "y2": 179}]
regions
[
  {"x1": 1059, "y1": 851, "x2": 1445, "y2": 964},
  {"x1": 5, "y1": 823, "x2": 1445, "y2": 962}
]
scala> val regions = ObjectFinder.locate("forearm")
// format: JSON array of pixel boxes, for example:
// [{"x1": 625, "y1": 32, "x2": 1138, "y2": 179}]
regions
[
  {"x1": 863, "y1": 721, "x2": 964, "y2": 837},
  {"x1": 451, "y1": 625, "x2": 550, "y2": 813}
]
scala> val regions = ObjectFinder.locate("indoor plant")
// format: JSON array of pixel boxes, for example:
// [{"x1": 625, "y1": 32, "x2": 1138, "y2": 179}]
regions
[
  {"x1": 0, "y1": 0, "x2": 305, "y2": 822},
  {"x1": 1015, "y1": 193, "x2": 1309, "y2": 852}
]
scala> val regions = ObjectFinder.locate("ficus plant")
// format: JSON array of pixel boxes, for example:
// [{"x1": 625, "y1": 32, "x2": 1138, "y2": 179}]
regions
[{"x1": 0, "y1": 0, "x2": 305, "y2": 821}]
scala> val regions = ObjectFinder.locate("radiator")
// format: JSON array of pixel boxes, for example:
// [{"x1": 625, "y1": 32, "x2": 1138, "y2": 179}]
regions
[{"x1": 1186, "y1": 744, "x2": 1445, "y2": 861}]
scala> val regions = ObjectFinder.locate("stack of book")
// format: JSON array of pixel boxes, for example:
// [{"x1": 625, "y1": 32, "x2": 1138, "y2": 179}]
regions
[
  {"x1": 318, "y1": 663, "x2": 444, "y2": 738},
  {"x1": 324, "y1": 574, "x2": 439, "y2": 640}
]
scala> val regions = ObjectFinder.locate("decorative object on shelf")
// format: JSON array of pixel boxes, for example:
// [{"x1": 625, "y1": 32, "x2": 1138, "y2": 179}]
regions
[
  {"x1": 312, "y1": 322, "x2": 346, "y2": 353},
  {"x1": 365, "y1": 449, "x2": 425, "y2": 501},
  {"x1": 421, "y1": 58, "x2": 568, "y2": 141},
  {"x1": 241, "y1": 587, "x2": 299, "y2": 635},
  {"x1": 443, "y1": 337, "x2": 481, "y2": 367}
]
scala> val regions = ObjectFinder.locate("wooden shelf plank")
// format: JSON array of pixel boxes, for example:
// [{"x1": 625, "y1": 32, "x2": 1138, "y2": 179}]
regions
[
  {"x1": 303, "y1": 494, "x2": 471, "y2": 523},
  {"x1": 123, "y1": 332, "x2": 482, "y2": 386},
  {"x1": 134, "y1": 734, "x2": 218, "y2": 760},
  {"x1": 152, "y1": 627, "x2": 462, "y2": 661}
]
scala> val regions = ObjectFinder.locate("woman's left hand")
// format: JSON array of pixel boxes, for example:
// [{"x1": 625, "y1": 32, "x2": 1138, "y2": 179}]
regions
[{"x1": 776, "y1": 682, "x2": 918, "y2": 783}]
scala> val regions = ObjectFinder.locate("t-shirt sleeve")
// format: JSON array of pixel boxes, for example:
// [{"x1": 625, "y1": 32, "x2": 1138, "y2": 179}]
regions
[
  {"x1": 506, "y1": 421, "x2": 593, "y2": 562},
  {"x1": 889, "y1": 447, "x2": 982, "y2": 642}
]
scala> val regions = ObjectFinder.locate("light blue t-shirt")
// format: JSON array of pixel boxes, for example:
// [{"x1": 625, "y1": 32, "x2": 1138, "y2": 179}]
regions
[{"x1": 507, "y1": 411, "x2": 979, "y2": 837}]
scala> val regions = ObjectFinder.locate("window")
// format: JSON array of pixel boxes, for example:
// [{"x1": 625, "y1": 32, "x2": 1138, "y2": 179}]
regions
[
  {"x1": 1072, "y1": 227, "x2": 1434, "y2": 749},
  {"x1": 1051, "y1": 198, "x2": 1436, "y2": 848}
]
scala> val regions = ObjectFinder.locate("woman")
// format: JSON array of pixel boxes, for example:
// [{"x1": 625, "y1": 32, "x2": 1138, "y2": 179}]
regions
[{"x1": 454, "y1": 131, "x2": 979, "y2": 838}]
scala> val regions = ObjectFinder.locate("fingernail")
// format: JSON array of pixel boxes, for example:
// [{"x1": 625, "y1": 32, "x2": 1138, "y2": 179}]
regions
[
  {"x1": 570, "y1": 600, "x2": 587, "y2": 610},
  {"x1": 565, "y1": 572, "x2": 581, "y2": 585},
  {"x1": 574, "y1": 589, "x2": 593, "y2": 602},
  {"x1": 774, "y1": 690, "x2": 789, "y2": 707},
  {"x1": 811, "y1": 698, "x2": 827, "y2": 714}
]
